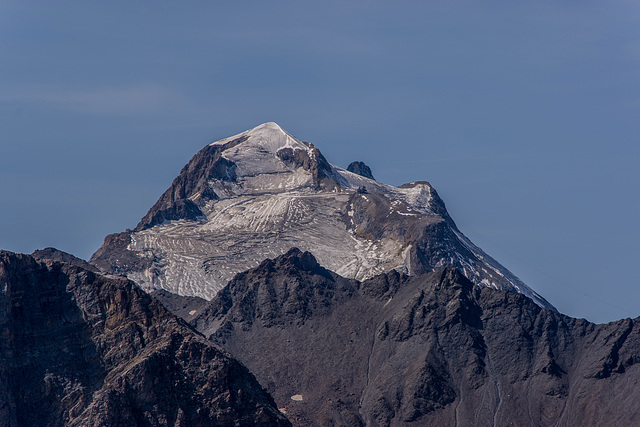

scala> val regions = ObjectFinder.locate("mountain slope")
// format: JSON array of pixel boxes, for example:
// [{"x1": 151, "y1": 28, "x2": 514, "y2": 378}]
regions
[
  {"x1": 0, "y1": 250, "x2": 290, "y2": 427},
  {"x1": 91, "y1": 122, "x2": 551, "y2": 309},
  {"x1": 192, "y1": 249, "x2": 640, "y2": 426}
]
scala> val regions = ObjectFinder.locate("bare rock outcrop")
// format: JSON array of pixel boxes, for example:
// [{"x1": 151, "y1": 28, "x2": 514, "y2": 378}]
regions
[
  {"x1": 347, "y1": 161, "x2": 375, "y2": 180},
  {"x1": 192, "y1": 249, "x2": 640, "y2": 426},
  {"x1": 0, "y1": 251, "x2": 290, "y2": 427}
]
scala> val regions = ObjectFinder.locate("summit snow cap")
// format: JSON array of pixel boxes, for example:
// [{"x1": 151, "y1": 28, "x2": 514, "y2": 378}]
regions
[
  {"x1": 211, "y1": 122, "x2": 313, "y2": 156},
  {"x1": 208, "y1": 122, "x2": 347, "y2": 193}
]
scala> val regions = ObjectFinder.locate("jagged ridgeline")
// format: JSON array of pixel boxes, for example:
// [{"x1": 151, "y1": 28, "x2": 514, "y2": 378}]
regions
[
  {"x1": 8, "y1": 247, "x2": 640, "y2": 426},
  {"x1": 91, "y1": 122, "x2": 552, "y2": 309},
  {"x1": 0, "y1": 251, "x2": 290, "y2": 426},
  {"x1": 5, "y1": 121, "x2": 640, "y2": 427},
  {"x1": 190, "y1": 249, "x2": 640, "y2": 426}
]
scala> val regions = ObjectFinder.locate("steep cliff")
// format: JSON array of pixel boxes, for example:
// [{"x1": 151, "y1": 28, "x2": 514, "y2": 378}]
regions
[{"x1": 0, "y1": 251, "x2": 290, "y2": 427}]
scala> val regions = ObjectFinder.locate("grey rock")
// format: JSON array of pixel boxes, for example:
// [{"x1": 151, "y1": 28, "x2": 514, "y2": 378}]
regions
[
  {"x1": 134, "y1": 136, "x2": 248, "y2": 231},
  {"x1": 347, "y1": 161, "x2": 375, "y2": 180},
  {"x1": 0, "y1": 251, "x2": 290, "y2": 427},
  {"x1": 192, "y1": 249, "x2": 640, "y2": 427},
  {"x1": 90, "y1": 231, "x2": 154, "y2": 277}
]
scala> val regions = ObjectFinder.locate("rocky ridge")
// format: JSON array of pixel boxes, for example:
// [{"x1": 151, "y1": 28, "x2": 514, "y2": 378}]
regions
[
  {"x1": 32, "y1": 247, "x2": 100, "y2": 273},
  {"x1": 192, "y1": 249, "x2": 640, "y2": 427},
  {"x1": 0, "y1": 250, "x2": 290, "y2": 427}
]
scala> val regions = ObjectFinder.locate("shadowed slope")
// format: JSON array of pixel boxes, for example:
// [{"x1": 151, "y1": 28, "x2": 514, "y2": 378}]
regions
[
  {"x1": 0, "y1": 251, "x2": 290, "y2": 427},
  {"x1": 193, "y1": 249, "x2": 640, "y2": 426}
]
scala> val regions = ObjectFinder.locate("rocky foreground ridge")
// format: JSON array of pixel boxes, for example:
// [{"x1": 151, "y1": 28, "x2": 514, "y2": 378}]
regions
[
  {"x1": 190, "y1": 249, "x2": 640, "y2": 426},
  {"x1": 14, "y1": 122, "x2": 638, "y2": 426},
  {"x1": 91, "y1": 122, "x2": 552, "y2": 309},
  {"x1": 3, "y1": 247, "x2": 639, "y2": 426},
  {"x1": 0, "y1": 250, "x2": 290, "y2": 427}
]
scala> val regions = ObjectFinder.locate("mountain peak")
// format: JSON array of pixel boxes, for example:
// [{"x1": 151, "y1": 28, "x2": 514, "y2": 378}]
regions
[
  {"x1": 94, "y1": 124, "x2": 552, "y2": 310},
  {"x1": 211, "y1": 121, "x2": 311, "y2": 156},
  {"x1": 131, "y1": 123, "x2": 344, "y2": 232},
  {"x1": 248, "y1": 121, "x2": 285, "y2": 133}
]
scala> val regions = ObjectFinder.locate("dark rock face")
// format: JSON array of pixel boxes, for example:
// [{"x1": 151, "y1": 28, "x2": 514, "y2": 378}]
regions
[
  {"x1": 135, "y1": 136, "x2": 247, "y2": 231},
  {"x1": 307, "y1": 145, "x2": 343, "y2": 190},
  {"x1": 347, "y1": 161, "x2": 375, "y2": 180},
  {"x1": 193, "y1": 248, "x2": 354, "y2": 336},
  {"x1": 0, "y1": 251, "x2": 290, "y2": 427},
  {"x1": 276, "y1": 147, "x2": 313, "y2": 170},
  {"x1": 193, "y1": 249, "x2": 640, "y2": 427}
]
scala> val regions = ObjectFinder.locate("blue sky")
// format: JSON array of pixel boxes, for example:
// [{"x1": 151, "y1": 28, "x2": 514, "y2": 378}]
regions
[{"x1": 1, "y1": 1, "x2": 638, "y2": 323}]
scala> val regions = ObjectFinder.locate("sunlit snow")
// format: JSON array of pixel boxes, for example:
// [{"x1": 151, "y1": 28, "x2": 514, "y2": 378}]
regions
[{"x1": 119, "y1": 122, "x2": 548, "y2": 308}]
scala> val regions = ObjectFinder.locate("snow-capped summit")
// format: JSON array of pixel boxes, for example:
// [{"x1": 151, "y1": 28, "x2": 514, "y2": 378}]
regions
[
  {"x1": 91, "y1": 123, "x2": 553, "y2": 310},
  {"x1": 211, "y1": 122, "x2": 305, "y2": 152},
  {"x1": 204, "y1": 121, "x2": 347, "y2": 198}
]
